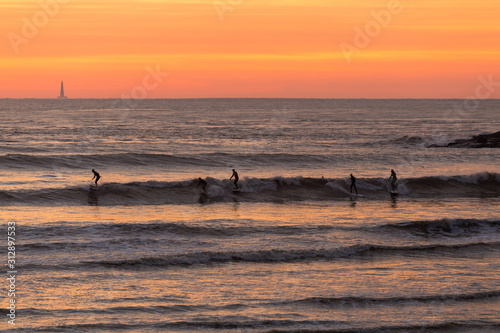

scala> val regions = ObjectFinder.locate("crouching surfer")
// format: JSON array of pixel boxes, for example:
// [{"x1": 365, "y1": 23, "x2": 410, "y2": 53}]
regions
[
  {"x1": 196, "y1": 177, "x2": 208, "y2": 193},
  {"x1": 195, "y1": 177, "x2": 209, "y2": 204},
  {"x1": 91, "y1": 169, "x2": 101, "y2": 186}
]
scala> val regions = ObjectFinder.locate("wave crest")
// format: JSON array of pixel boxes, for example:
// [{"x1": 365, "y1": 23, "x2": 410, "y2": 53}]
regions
[{"x1": 0, "y1": 172, "x2": 498, "y2": 205}]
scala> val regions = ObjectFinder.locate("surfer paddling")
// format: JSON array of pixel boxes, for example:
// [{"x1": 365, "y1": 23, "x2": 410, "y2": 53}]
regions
[
  {"x1": 91, "y1": 169, "x2": 101, "y2": 186},
  {"x1": 230, "y1": 169, "x2": 239, "y2": 189},
  {"x1": 350, "y1": 174, "x2": 358, "y2": 195},
  {"x1": 196, "y1": 177, "x2": 208, "y2": 193},
  {"x1": 389, "y1": 169, "x2": 397, "y2": 192}
]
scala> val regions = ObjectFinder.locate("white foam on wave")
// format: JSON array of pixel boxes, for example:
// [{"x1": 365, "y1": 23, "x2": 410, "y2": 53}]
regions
[
  {"x1": 240, "y1": 178, "x2": 278, "y2": 193},
  {"x1": 206, "y1": 185, "x2": 226, "y2": 198},
  {"x1": 325, "y1": 179, "x2": 351, "y2": 195},
  {"x1": 437, "y1": 172, "x2": 500, "y2": 184},
  {"x1": 272, "y1": 176, "x2": 303, "y2": 186}
]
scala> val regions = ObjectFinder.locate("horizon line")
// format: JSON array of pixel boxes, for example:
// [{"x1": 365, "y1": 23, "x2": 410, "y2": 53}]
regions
[{"x1": 2, "y1": 97, "x2": 500, "y2": 100}]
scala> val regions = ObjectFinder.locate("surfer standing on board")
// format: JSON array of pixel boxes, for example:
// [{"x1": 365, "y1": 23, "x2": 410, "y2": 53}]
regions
[
  {"x1": 230, "y1": 169, "x2": 239, "y2": 189},
  {"x1": 91, "y1": 169, "x2": 101, "y2": 186},
  {"x1": 389, "y1": 169, "x2": 397, "y2": 191},
  {"x1": 196, "y1": 177, "x2": 208, "y2": 193},
  {"x1": 350, "y1": 174, "x2": 358, "y2": 195}
]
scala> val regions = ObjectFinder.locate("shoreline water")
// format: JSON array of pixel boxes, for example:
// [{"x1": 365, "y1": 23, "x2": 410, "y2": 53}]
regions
[{"x1": 3, "y1": 199, "x2": 500, "y2": 332}]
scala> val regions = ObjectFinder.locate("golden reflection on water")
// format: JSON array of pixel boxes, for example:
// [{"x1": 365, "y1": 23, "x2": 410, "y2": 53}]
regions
[
  {"x1": 3, "y1": 199, "x2": 499, "y2": 331},
  {"x1": 17, "y1": 258, "x2": 500, "y2": 330},
  {"x1": 2, "y1": 199, "x2": 499, "y2": 226}
]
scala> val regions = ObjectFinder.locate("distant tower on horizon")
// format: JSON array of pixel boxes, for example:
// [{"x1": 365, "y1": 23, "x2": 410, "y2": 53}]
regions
[{"x1": 58, "y1": 81, "x2": 67, "y2": 99}]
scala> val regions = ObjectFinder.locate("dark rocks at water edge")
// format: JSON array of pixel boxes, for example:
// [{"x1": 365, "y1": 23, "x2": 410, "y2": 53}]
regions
[{"x1": 429, "y1": 131, "x2": 500, "y2": 148}]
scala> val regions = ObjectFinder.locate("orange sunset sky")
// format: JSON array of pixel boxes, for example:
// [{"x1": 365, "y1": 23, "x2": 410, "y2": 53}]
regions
[{"x1": 1, "y1": 0, "x2": 499, "y2": 98}]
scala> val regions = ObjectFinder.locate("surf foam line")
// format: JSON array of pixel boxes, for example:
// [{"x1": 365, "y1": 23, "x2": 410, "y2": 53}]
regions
[
  {"x1": 19, "y1": 221, "x2": 328, "y2": 239},
  {"x1": 0, "y1": 152, "x2": 331, "y2": 170},
  {"x1": 372, "y1": 218, "x2": 500, "y2": 238},
  {"x1": 19, "y1": 321, "x2": 500, "y2": 333},
  {"x1": 18, "y1": 219, "x2": 500, "y2": 244},
  {"x1": 20, "y1": 302, "x2": 244, "y2": 316},
  {"x1": 0, "y1": 172, "x2": 498, "y2": 206},
  {"x1": 24, "y1": 290, "x2": 499, "y2": 315},
  {"x1": 19, "y1": 241, "x2": 500, "y2": 271},
  {"x1": 281, "y1": 290, "x2": 500, "y2": 307}
]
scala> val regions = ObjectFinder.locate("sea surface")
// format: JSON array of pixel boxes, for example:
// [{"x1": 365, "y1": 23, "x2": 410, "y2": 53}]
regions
[{"x1": 0, "y1": 99, "x2": 499, "y2": 332}]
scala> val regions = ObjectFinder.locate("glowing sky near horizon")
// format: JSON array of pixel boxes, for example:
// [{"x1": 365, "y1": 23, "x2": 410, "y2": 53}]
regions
[{"x1": 0, "y1": 0, "x2": 499, "y2": 98}]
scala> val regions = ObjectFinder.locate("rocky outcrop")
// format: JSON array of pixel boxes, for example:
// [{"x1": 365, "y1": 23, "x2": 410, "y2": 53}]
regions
[{"x1": 431, "y1": 131, "x2": 500, "y2": 148}]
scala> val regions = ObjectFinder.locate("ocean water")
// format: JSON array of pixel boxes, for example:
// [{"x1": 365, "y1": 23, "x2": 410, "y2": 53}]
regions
[{"x1": 0, "y1": 99, "x2": 499, "y2": 332}]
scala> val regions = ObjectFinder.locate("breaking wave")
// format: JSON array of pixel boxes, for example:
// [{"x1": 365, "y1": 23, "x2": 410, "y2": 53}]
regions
[
  {"x1": 22, "y1": 241, "x2": 500, "y2": 271},
  {"x1": 0, "y1": 172, "x2": 498, "y2": 205},
  {"x1": 375, "y1": 218, "x2": 500, "y2": 237}
]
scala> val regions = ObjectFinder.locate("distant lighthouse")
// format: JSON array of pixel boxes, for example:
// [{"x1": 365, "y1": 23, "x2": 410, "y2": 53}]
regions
[{"x1": 58, "y1": 81, "x2": 67, "y2": 99}]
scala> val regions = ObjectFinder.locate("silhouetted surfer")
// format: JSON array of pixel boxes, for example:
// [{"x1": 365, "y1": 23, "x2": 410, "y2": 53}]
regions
[
  {"x1": 389, "y1": 169, "x2": 397, "y2": 191},
  {"x1": 350, "y1": 174, "x2": 358, "y2": 195},
  {"x1": 196, "y1": 177, "x2": 207, "y2": 193},
  {"x1": 91, "y1": 169, "x2": 101, "y2": 186},
  {"x1": 230, "y1": 169, "x2": 239, "y2": 189}
]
